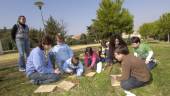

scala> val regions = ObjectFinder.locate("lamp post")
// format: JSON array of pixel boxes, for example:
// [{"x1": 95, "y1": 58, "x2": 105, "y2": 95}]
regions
[{"x1": 34, "y1": 0, "x2": 46, "y2": 35}]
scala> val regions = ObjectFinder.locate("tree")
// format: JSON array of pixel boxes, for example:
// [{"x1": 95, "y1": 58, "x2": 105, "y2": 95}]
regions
[
  {"x1": 138, "y1": 20, "x2": 161, "y2": 40},
  {"x1": 89, "y1": 0, "x2": 133, "y2": 40},
  {"x1": 159, "y1": 13, "x2": 170, "y2": 42},
  {"x1": 45, "y1": 16, "x2": 67, "y2": 44},
  {"x1": 29, "y1": 29, "x2": 42, "y2": 48},
  {"x1": 80, "y1": 33, "x2": 87, "y2": 44}
]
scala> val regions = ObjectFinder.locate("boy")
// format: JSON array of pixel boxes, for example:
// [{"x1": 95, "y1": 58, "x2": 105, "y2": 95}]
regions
[
  {"x1": 131, "y1": 36, "x2": 156, "y2": 70},
  {"x1": 63, "y1": 55, "x2": 84, "y2": 76},
  {"x1": 113, "y1": 46, "x2": 151, "y2": 91}
]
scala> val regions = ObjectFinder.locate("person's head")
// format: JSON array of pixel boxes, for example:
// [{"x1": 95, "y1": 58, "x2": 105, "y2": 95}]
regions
[
  {"x1": 131, "y1": 36, "x2": 141, "y2": 48},
  {"x1": 109, "y1": 34, "x2": 127, "y2": 48},
  {"x1": 39, "y1": 35, "x2": 53, "y2": 50},
  {"x1": 114, "y1": 46, "x2": 129, "y2": 62},
  {"x1": 101, "y1": 40, "x2": 107, "y2": 48},
  {"x1": 18, "y1": 15, "x2": 26, "y2": 24},
  {"x1": 85, "y1": 47, "x2": 93, "y2": 56},
  {"x1": 56, "y1": 33, "x2": 64, "y2": 44},
  {"x1": 71, "y1": 55, "x2": 80, "y2": 66}
]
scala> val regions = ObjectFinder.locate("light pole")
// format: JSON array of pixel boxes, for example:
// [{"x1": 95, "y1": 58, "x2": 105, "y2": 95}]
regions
[{"x1": 34, "y1": 0, "x2": 46, "y2": 35}]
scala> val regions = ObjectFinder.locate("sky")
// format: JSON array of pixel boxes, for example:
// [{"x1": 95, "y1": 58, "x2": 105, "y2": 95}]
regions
[{"x1": 0, "y1": 0, "x2": 170, "y2": 35}]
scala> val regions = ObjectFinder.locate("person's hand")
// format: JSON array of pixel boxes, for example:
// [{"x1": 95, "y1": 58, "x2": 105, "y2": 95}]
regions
[
  {"x1": 145, "y1": 60, "x2": 150, "y2": 64},
  {"x1": 115, "y1": 75, "x2": 121, "y2": 81},
  {"x1": 66, "y1": 69, "x2": 73, "y2": 74},
  {"x1": 54, "y1": 68, "x2": 61, "y2": 74}
]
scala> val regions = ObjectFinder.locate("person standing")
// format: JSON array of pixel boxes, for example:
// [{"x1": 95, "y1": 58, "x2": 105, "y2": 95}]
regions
[{"x1": 11, "y1": 15, "x2": 30, "y2": 71}]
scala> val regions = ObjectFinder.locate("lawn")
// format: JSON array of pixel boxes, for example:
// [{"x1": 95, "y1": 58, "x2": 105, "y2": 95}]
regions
[{"x1": 0, "y1": 42, "x2": 170, "y2": 96}]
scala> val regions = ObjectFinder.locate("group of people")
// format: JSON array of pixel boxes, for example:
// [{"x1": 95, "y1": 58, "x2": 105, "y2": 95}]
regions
[{"x1": 11, "y1": 16, "x2": 157, "y2": 95}]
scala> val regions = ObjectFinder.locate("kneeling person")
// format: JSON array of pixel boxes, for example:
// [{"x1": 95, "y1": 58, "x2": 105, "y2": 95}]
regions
[
  {"x1": 114, "y1": 46, "x2": 151, "y2": 90},
  {"x1": 63, "y1": 55, "x2": 84, "y2": 76}
]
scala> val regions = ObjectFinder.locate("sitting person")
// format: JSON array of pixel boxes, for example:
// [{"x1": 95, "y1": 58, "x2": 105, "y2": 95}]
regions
[
  {"x1": 131, "y1": 36, "x2": 157, "y2": 70},
  {"x1": 84, "y1": 47, "x2": 99, "y2": 70},
  {"x1": 108, "y1": 34, "x2": 127, "y2": 64},
  {"x1": 63, "y1": 55, "x2": 84, "y2": 76},
  {"x1": 113, "y1": 45, "x2": 151, "y2": 91},
  {"x1": 26, "y1": 35, "x2": 60, "y2": 85},
  {"x1": 50, "y1": 34, "x2": 73, "y2": 72},
  {"x1": 98, "y1": 40, "x2": 109, "y2": 63}
]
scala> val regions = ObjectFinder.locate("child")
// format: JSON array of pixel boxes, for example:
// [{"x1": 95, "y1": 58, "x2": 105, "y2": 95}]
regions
[
  {"x1": 98, "y1": 40, "x2": 109, "y2": 63},
  {"x1": 108, "y1": 34, "x2": 127, "y2": 64},
  {"x1": 63, "y1": 55, "x2": 84, "y2": 76},
  {"x1": 26, "y1": 35, "x2": 60, "y2": 85},
  {"x1": 50, "y1": 34, "x2": 73, "y2": 72},
  {"x1": 131, "y1": 36, "x2": 157, "y2": 70},
  {"x1": 113, "y1": 45, "x2": 151, "y2": 91},
  {"x1": 84, "y1": 47, "x2": 99, "y2": 70}
]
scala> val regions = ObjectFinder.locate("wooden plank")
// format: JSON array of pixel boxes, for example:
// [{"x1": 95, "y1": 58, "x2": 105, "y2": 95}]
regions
[
  {"x1": 85, "y1": 72, "x2": 96, "y2": 77},
  {"x1": 34, "y1": 85, "x2": 57, "y2": 93},
  {"x1": 56, "y1": 81, "x2": 76, "y2": 91},
  {"x1": 110, "y1": 75, "x2": 121, "y2": 87}
]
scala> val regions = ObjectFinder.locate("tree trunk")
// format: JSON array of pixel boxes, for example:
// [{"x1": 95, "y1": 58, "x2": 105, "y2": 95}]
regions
[
  {"x1": 168, "y1": 33, "x2": 170, "y2": 43},
  {"x1": 0, "y1": 40, "x2": 3, "y2": 54}
]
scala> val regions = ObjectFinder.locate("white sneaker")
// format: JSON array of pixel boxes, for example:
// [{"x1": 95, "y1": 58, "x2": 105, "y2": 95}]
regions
[
  {"x1": 124, "y1": 90, "x2": 136, "y2": 96},
  {"x1": 19, "y1": 68, "x2": 26, "y2": 72}
]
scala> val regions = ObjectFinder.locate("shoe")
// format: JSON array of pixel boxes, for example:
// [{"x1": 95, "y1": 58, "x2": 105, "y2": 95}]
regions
[
  {"x1": 19, "y1": 68, "x2": 26, "y2": 72},
  {"x1": 124, "y1": 90, "x2": 136, "y2": 96}
]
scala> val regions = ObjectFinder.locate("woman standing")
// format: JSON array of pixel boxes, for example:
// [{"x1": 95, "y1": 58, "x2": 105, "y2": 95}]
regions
[{"x1": 11, "y1": 16, "x2": 30, "y2": 71}]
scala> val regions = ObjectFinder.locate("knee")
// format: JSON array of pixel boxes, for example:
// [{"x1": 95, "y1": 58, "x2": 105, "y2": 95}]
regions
[
  {"x1": 121, "y1": 81, "x2": 132, "y2": 90},
  {"x1": 52, "y1": 74, "x2": 60, "y2": 81}
]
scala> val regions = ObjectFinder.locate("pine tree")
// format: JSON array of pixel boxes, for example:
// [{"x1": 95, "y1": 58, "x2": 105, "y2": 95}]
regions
[{"x1": 90, "y1": 0, "x2": 133, "y2": 40}]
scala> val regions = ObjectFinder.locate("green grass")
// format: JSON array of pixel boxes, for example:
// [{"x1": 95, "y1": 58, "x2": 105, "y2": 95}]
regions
[{"x1": 0, "y1": 43, "x2": 170, "y2": 96}]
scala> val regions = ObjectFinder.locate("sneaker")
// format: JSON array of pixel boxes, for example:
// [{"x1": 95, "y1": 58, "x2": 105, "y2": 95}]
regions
[
  {"x1": 124, "y1": 90, "x2": 136, "y2": 96},
  {"x1": 19, "y1": 68, "x2": 26, "y2": 72}
]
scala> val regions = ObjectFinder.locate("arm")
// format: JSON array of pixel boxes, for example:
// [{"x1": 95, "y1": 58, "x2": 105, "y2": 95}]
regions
[
  {"x1": 145, "y1": 51, "x2": 153, "y2": 63},
  {"x1": 84, "y1": 54, "x2": 88, "y2": 66},
  {"x1": 67, "y1": 45, "x2": 73, "y2": 57},
  {"x1": 76, "y1": 62, "x2": 84, "y2": 76},
  {"x1": 144, "y1": 44, "x2": 153, "y2": 63},
  {"x1": 11, "y1": 24, "x2": 17, "y2": 41},
  {"x1": 117, "y1": 62, "x2": 131, "y2": 81},
  {"x1": 32, "y1": 51, "x2": 54, "y2": 74},
  {"x1": 90, "y1": 52, "x2": 98, "y2": 68},
  {"x1": 63, "y1": 60, "x2": 70, "y2": 72}
]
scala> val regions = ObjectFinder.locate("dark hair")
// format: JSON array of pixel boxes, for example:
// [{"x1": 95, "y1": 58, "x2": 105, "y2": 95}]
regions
[
  {"x1": 114, "y1": 45, "x2": 129, "y2": 55},
  {"x1": 71, "y1": 55, "x2": 79, "y2": 66},
  {"x1": 85, "y1": 47, "x2": 93, "y2": 56},
  {"x1": 131, "y1": 36, "x2": 141, "y2": 43},
  {"x1": 18, "y1": 15, "x2": 26, "y2": 23},
  {"x1": 39, "y1": 35, "x2": 53, "y2": 50},
  {"x1": 109, "y1": 34, "x2": 127, "y2": 57}
]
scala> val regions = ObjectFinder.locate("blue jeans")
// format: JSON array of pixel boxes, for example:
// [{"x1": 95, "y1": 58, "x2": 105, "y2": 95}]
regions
[
  {"x1": 28, "y1": 72, "x2": 60, "y2": 85},
  {"x1": 16, "y1": 38, "x2": 30, "y2": 69},
  {"x1": 121, "y1": 77, "x2": 147, "y2": 90},
  {"x1": 147, "y1": 60, "x2": 156, "y2": 70}
]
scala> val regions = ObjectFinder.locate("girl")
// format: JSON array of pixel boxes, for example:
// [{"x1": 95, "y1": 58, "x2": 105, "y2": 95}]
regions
[
  {"x1": 84, "y1": 47, "x2": 99, "y2": 69},
  {"x1": 26, "y1": 35, "x2": 60, "y2": 85},
  {"x1": 50, "y1": 34, "x2": 73, "y2": 72},
  {"x1": 108, "y1": 34, "x2": 127, "y2": 64}
]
